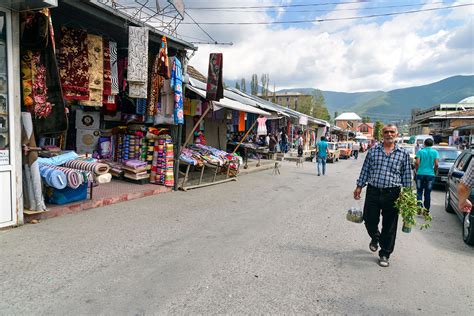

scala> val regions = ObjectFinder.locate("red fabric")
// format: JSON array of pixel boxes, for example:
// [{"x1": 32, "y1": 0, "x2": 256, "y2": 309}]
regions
[
  {"x1": 103, "y1": 39, "x2": 112, "y2": 95},
  {"x1": 206, "y1": 53, "x2": 223, "y2": 101},
  {"x1": 58, "y1": 27, "x2": 89, "y2": 100},
  {"x1": 238, "y1": 112, "x2": 245, "y2": 132}
]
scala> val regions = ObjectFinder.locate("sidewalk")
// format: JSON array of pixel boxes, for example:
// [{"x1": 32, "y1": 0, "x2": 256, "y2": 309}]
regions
[{"x1": 23, "y1": 158, "x2": 277, "y2": 223}]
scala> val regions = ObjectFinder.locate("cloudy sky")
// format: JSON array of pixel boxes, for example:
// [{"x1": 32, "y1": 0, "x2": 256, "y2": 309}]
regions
[{"x1": 171, "y1": 0, "x2": 473, "y2": 92}]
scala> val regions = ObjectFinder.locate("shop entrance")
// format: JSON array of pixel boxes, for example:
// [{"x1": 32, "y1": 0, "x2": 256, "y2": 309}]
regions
[{"x1": 0, "y1": 8, "x2": 17, "y2": 227}]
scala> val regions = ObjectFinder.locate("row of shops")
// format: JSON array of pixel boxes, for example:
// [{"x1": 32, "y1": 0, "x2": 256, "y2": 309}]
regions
[{"x1": 0, "y1": 0, "x2": 329, "y2": 228}]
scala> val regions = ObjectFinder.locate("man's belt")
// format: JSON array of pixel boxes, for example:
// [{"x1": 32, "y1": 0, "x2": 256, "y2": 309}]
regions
[{"x1": 367, "y1": 184, "x2": 401, "y2": 193}]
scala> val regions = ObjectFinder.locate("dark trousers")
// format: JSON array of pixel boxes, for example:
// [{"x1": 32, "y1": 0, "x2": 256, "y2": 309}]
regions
[
  {"x1": 297, "y1": 145, "x2": 303, "y2": 157},
  {"x1": 416, "y1": 174, "x2": 434, "y2": 210},
  {"x1": 363, "y1": 185, "x2": 401, "y2": 258},
  {"x1": 353, "y1": 150, "x2": 359, "y2": 159}
]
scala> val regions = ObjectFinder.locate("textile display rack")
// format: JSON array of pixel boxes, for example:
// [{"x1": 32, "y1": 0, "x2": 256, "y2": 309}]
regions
[{"x1": 178, "y1": 144, "x2": 240, "y2": 191}]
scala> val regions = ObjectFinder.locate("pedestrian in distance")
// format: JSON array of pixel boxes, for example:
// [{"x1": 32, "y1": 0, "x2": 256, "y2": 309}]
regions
[
  {"x1": 414, "y1": 138, "x2": 439, "y2": 213},
  {"x1": 352, "y1": 142, "x2": 360, "y2": 160},
  {"x1": 458, "y1": 159, "x2": 473, "y2": 213},
  {"x1": 353, "y1": 124, "x2": 412, "y2": 268},
  {"x1": 315, "y1": 136, "x2": 330, "y2": 176},
  {"x1": 297, "y1": 132, "x2": 303, "y2": 157}
]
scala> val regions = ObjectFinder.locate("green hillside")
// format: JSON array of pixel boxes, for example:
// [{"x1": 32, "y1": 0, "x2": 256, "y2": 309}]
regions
[{"x1": 279, "y1": 75, "x2": 474, "y2": 121}]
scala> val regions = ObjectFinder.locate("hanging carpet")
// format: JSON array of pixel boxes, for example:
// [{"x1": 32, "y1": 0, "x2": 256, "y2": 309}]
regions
[{"x1": 127, "y1": 26, "x2": 149, "y2": 98}]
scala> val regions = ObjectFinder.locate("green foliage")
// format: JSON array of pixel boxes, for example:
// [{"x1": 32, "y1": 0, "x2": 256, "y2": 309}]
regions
[
  {"x1": 395, "y1": 187, "x2": 432, "y2": 230},
  {"x1": 250, "y1": 74, "x2": 258, "y2": 95},
  {"x1": 260, "y1": 73, "x2": 270, "y2": 96},
  {"x1": 373, "y1": 120, "x2": 384, "y2": 141},
  {"x1": 235, "y1": 82, "x2": 241, "y2": 90},
  {"x1": 240, "y1": 78, "x2": 246, "y2": 93},
  {"x1": 362, "y1": 116, "x2": 371, "y2": 123}
]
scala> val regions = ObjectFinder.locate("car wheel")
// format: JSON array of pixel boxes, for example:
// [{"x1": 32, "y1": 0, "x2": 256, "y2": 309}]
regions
[
  {"x1": 445, "y1": 189, "x2": 455, "y2": 214},
  {"x1": 463, "y1": 213, "x2": 474, "y2": 246}
]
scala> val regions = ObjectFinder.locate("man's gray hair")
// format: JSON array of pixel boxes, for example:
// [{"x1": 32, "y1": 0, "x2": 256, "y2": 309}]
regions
[{"x1": 382, "y1": 124, "x2": 398, "y2": 131}]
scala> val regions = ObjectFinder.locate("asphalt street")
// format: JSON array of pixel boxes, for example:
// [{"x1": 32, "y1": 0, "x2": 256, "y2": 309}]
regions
[{"x1": 1, "y1": 154, "x2": 473, "y2": 314}]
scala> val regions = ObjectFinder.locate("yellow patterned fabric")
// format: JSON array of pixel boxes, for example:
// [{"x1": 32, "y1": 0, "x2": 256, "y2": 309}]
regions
[
  {"x1": 82, "y1": 34, "x2": 103, "y2": 106},
  {"x1": 21, "y1": 50, "x2": 35, "y2": 108}
]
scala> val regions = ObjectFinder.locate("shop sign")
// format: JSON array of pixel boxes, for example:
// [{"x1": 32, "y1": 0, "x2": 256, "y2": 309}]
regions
[
  {"x1": 299, "y1": 116, "x2": 308, "y2": 126},
  {"x1": 0, "y1": 149, "x2": 8, "y2": 165}
]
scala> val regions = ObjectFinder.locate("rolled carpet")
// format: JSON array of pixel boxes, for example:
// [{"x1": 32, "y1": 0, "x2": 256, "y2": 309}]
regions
[
  {"x1": 62, "y1": 159, "x2": 110, "y2": 175},
  {"x1": 39, "y1": 164, "x2": 67, "y2": 189},
  {"x1": 37, "y1": 151, "x2": 79, "y2": 166}
]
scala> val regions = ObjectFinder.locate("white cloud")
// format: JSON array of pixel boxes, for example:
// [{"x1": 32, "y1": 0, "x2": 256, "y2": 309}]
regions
[{"x1": 177, "y1": 0, "x2": 474, "y2": 92}]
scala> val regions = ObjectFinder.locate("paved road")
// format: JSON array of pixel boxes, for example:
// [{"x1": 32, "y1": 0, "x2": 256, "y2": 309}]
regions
[{"x1": 1, "y1": 154, "x2": 473, "y2": 314}]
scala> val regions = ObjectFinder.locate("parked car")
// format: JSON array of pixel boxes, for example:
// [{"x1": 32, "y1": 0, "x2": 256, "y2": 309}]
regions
[
  {"x1": 398, "y1": 144, "x2": 416, "y2": 168},
  {"x1": 445, "y1": 149, "x2": 474, "y2": 245},
  {"x1": 337, "y1": 142, "x2": 353, "y2": 159},
  {"x1": 432, "y1": 146, "x2": 462, "y2": 187},
  {"x1": 326, "y1": 142, "x2": 340, "y2": 163}
]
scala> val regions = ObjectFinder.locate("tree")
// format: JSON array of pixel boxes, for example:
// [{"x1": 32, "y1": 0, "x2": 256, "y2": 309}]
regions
[
  {"x1": 250, "y1": 74, "x2": 258, "y2": 95},
  {"x1": 240, "y1": 78, "x2": 246, "y2": 93},
  {"x1": 235, "y1": 82, "x2": 241, "y2": 90},
  {"x1": 362, "y1": 116, "x2": 371, "y2": 123},
  {"x1": 293, "y1": 90, "x2": 330, "y2": 121},
  {"x1": 374, "y1": 120, "x2": 384, "y2": 141},
  {"x1": 260, "y1": 73, "x2": 270, "y2": 96}
]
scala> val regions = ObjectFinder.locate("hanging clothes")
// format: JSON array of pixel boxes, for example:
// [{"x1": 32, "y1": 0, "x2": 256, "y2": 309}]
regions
[
  {"x1": 206, "y1": 53, "x2": 223, "y2": 101},
  {"x1": 158, "y1": 36, "x2": 170, "y2": 79},
  {"x1": 147, "y1": 53, "x2": 160, "y2": 117},
  {"x1": 58, "y1": 26, "x2": 89, "y2": 100},
  {"x1": 170, "y1": 57, "x2": 183, "y2": 124},
  {"x1": 127, "y1": 26, "x2": 149, "y2": 98},
  {"x1": 257, "y1": 116, "x2": 268, "y2": 136},
  {"x1": 81, "y1": 34, "x2": 103, "y2": 106},
  {"x1": 109, "y1": 41, "x2": 119, "y2": 95},
  {"x1": 238, "y1": 112, "x2": 245, "y2": 132}
]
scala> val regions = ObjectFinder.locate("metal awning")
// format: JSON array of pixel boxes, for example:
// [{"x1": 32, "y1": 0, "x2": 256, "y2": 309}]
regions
[
  {"x1": 214, "y1": 98, "x2": 271, "y2": 116},
  {"x1": 185, "y1": 83, "x2": 270, "y2": 116}
]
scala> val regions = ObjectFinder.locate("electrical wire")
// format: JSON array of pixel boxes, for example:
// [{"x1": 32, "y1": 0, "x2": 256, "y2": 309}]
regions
[
  {"x1": 189, "y1": 1, "x2": 447, "y2": 13},
  {"x1": 187, "y1": 0, "x2": 372, "y2": 10},
  {"x1": 183, "y1": 11, "x2": 218, "y2": 43},
  {"x1": 181, "y1": 3, "x2": 472, "y2": 25}
]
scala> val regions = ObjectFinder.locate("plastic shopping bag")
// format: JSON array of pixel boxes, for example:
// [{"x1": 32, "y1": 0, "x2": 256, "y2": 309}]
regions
[{"x1": 346, "y1": 201, "x2": 364, "y2": 224}]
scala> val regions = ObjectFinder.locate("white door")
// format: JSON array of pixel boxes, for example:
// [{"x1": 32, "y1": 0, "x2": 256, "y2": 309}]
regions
[{"x1": 0, "y1": 8, "x2": 16, "y2": 228}]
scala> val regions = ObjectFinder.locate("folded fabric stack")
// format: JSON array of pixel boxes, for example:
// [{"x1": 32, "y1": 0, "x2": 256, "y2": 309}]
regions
[
  {"x1": 179, "y1": 144, "x2": 239, "y2": 169},
  {"x1": 104, "y1": 160, "x2": 124, "y2": 178},
  {"x1": 123, "y1": 159, "x2": 149, "y2": 180},
  {"x1": 151, "y1": 135, "x2": 174, "y2": 186}
]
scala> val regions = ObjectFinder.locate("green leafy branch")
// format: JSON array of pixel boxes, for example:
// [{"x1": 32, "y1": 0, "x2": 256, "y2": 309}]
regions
[{"x1": 395, "y1": 187, "x2": 432, "y2": 230}]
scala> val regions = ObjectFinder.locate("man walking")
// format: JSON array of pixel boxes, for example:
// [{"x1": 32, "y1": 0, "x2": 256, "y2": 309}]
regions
[
  {"x1": 352, "y1": 142, "x2": 360, "y2": 160},
  {"x1": 315, "y1": 136, "x2": 330, "y2": 176},
  {"x1": 414, "y1": 138, "x2": 439, "y2": 213},
  {"x1": 353, "y1": 124, "x2": 412, "y2": 268}
]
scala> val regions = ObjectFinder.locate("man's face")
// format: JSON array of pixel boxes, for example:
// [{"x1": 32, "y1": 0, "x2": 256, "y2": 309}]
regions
[{"x1": 382, "y1": 126, "x2": 397, "y2": 144}]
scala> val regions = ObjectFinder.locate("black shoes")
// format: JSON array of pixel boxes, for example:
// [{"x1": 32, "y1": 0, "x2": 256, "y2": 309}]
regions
[
  {"x1": 369, "y1": 239, "x2": 378, "y2": 252},
  {"x1": 378, "y1": 256, "x2": 389, "y2": 267}
]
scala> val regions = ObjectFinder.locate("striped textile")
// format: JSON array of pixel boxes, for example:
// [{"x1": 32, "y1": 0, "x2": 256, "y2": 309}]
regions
[
  {"x1": 62, "y1": 160, "x2": 110, "y2": 175},
  {"x1": 40, "y1": 164, "x2": 91, "y2": 189}
]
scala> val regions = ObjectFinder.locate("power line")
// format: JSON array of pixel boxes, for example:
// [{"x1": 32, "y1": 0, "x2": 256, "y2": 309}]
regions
[
  {"x1": 181, "y1": 3, "x2": 472, "y2": 25},
  {"x1": 184, "y1": 11, "x2": 218, "y2": 43},
  {"x1": 187, "y1": 0, "x2": 372, "y2": 10},
  {"x1": 190, "y1": 1, "x2": 447, "y2": 13}
]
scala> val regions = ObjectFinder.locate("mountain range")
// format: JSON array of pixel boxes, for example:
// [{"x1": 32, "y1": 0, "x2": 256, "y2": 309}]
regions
[
  {"x1": 227, "y1": 75, "x2": 474, "y2": 122},
  {"x1": 278, "y1": 75, "x2": 474, "y2": 121}
]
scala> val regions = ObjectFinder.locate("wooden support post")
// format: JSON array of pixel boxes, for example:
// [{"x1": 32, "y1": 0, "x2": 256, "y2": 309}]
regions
[
  {"x1": 232, "y1": 119, "x2": 258, "y2": 155},
  {"x1": 180, "y1": 103, "x2": 213, "y2": 155}
]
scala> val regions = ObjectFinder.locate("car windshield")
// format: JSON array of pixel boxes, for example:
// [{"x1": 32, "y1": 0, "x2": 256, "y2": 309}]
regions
[
  {"x1": 338, "y1": 143, "x2": 347, "y2": 148},
  {"x1": 437, "y1": 149, "x2": 461, "y2": 162},
  {"x1": 328, "y1": 144, "x2": 336, "y2": 150}
]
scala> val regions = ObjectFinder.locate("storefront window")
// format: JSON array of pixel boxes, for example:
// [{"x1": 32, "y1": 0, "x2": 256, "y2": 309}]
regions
[{"x1": 0, "y1": 11, "x2": 8, "y2": 165}]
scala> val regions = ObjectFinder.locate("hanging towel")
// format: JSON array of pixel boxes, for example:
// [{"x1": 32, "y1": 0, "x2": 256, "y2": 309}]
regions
[
  {"x1": 58, "y1": 26, "x2": 89, "y2": 100},
  {"x1": 127, "y1": 26, "x2": 149, "y2": 98},
  {"x1": 170, "y1": 58, "x2": 183, "y2": 124},
  {"x1": 206, "y1": 53, "x2": 224, "y2": 101},
  {"x1": 109, "y1": 41, "x2": 119, "y2": 95},
  {"x1": 81, "y1": 34, "x2": 104, "y2": 106}
]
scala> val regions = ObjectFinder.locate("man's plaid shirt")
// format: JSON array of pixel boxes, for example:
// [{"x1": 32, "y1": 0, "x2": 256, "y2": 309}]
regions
[{"x1": 356, "y1": 143, "x2": 412, "y2": 188}]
